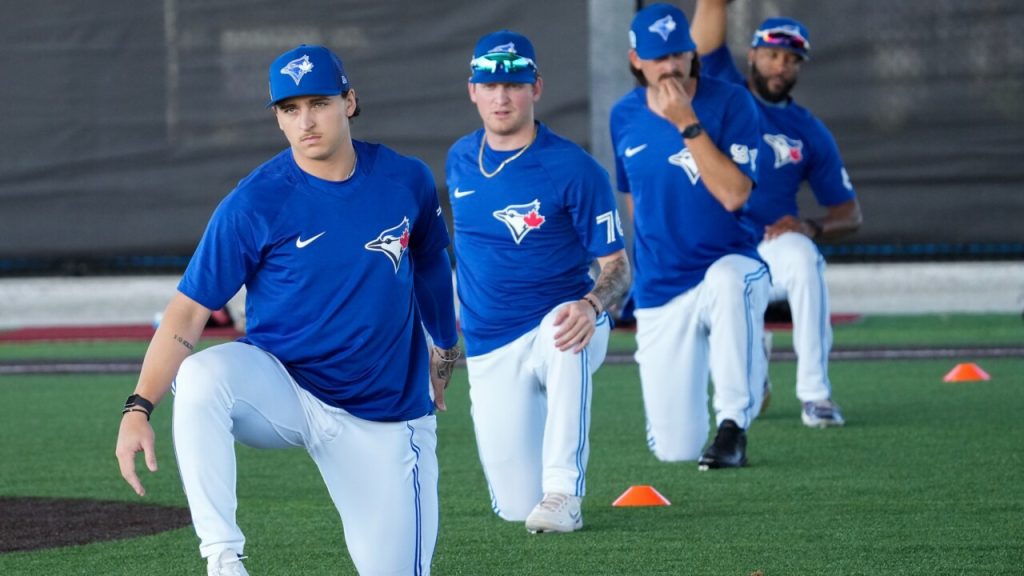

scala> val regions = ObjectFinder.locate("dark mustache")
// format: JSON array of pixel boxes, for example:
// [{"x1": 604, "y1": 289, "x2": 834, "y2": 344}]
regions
[{"x1": 658, "y1": 71, "x2": 685, "y2": 82}]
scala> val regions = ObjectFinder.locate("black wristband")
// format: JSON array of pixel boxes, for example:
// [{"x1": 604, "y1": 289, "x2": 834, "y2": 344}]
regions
[
  {"x1": 582, "y1": 295, "x2": 601, "y2": 316},
  {"x1": 123, "y1": 394, "x2": 155, "y2": 416},
  {"x1": 681, "y1": 122, "x2": 704, "y2": 139},
  {"x1": 122, "y1": 407, "x2": 151, "y2": 421}
]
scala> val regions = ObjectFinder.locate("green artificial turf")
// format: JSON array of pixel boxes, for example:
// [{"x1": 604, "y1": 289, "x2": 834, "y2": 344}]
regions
[{"x1": 0, "y1": 315, "x2": 1022, "y2": 574}]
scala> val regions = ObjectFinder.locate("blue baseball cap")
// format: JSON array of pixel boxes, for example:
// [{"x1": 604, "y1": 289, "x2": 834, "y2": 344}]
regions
[
  {"x1": 751, "y1": 17, "x2": 811, "y2": 60},
  {"x1": 469, "y1": 30, "x2": 539, "y2": 84},
  {"x1": 630, "y1": 3, "x2": 696, "y2": 60},
  {"x1": 267, "y1": 44, "x2": 350, "y2": 108}
]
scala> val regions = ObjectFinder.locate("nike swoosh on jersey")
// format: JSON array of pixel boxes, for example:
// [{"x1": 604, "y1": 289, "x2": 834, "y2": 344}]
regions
[
  {"x1": 295, "y1": 231, "x2": 326, "y2": 248},
  {"x1": 453, "y1": 187, "x2": 476, "y2": 198},
  {"x1": 624, "y1": 144, "x2": 648, "y2": 158}
]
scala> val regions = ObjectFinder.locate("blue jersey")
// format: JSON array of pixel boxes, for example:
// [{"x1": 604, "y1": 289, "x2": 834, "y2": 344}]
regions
[
  {"x1": 610, "y1": 79, "x2": 762, "y2": 308},
  {"x1": 446, "y1": 122, "x2": 624, "y2": 356},
  {"x1": 179, "y1": 140, "x2": 450, "y2": 422},
  {"x1": 702, "y1": 45, "x2": 856, "y2": 241}
]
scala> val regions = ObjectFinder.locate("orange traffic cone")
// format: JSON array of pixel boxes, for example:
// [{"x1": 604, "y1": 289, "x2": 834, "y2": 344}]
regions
[
  {"x1": 943, "y1": 362, "x2": 991, "y2": 383},
  {"x1": 612, "y1": 485, "x2": 671, "y2": 507}
]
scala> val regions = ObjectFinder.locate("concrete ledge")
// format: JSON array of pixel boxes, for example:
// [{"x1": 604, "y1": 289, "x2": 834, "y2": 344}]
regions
[
  {"x1": 1, "y1": 262, "x2": 1022, "y2": 329},
  {"x1": 827, "y1": 262, "x2": 1024, "y2": 314}
]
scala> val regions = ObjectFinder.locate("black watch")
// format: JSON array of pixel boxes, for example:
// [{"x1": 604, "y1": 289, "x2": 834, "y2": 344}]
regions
[
  {"x1": 681, "y1": 122, "x2": 704, "y2": 139},
  {"x1": 124, "y1": 394, "x2": 155, "y2": 415}
]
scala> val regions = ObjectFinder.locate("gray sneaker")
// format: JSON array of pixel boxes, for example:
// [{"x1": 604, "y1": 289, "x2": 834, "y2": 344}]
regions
[
  {"x1": 207, "y1": 550, "x2": 249, "y2": 576},
  {"x1": 801, "y1": 399, "x2": 845, "y2": 428},
  {"x1": 525, "y1": 493, "x2": 582, "y2": 534}
]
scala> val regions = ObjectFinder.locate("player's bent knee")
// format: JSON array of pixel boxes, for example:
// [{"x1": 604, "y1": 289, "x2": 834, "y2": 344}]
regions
[
  {"x1": 704, "y1": 262, "x2": 748, "y2": 295},
  {"x1": 174, "y1": 346, "x2": 236, "y2": 404}
]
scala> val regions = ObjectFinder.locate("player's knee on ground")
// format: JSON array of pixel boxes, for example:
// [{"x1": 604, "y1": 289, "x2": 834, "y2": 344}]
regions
[
  {"x1": 650, "y1": 441, "x2": 704, "y2": 463},
  {"x1": 496, "y1": 503, "x2": 534, "y2": 522}
]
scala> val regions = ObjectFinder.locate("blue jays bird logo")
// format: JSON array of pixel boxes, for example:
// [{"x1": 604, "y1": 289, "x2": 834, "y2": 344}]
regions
[
  {"x1": 763, "y1": 133, "x2": 804, "y2": 169},
  {"x1": 364, "y1": 217, "x2": 410, "y2": 273},
  {"x1": 489, "y1": 42, "x2": 517, "y2": 54},
  {"x1": 493, "y1": 200, "x2": 545, "y2": 245},
  {"x1": 648, "y1": 15, "x2": 677, "y2": 41},
  {"x1": 280, "y1": 55, "x2": 314, "y2": 86},
  {"x1": 668, "y1": 148, "x2": 701, "y2": 185}
]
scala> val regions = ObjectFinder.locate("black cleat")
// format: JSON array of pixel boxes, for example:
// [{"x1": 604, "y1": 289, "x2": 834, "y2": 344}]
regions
[{"x1": 698, "y1": 419, "x2": 747, "y2": 471}]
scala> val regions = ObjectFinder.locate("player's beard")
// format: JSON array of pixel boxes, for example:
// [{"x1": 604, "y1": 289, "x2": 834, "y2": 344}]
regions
[{"x1": 749, "y1": 63, "x2": 797, "y2": 103}]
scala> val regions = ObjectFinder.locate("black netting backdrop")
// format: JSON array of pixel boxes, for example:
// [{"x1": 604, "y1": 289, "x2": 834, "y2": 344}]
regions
[{"x1": 1, "y1": 0, "x2": 1022, "y2": 269}]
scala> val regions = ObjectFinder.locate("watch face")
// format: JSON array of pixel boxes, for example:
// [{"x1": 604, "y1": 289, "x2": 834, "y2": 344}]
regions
[{"x1": 683, "y1": 123, "x2": 703, "y2": 139}]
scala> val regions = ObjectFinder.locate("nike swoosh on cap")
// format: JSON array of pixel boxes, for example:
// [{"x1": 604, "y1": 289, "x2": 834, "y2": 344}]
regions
[
  {"x1": 453, "y1": 187, "x2": 476, "y2": 198},
  {"x1": 295, "y1": 231, "x2": 326, "y2": 248},
  {"x1": 625, "y1": 144, "x2": 648, "y2": 158}
]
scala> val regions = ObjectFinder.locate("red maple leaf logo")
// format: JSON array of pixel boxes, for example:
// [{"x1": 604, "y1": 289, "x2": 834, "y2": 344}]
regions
[
  {"x1": 523, "y1": 210, "x2": 545, "y2": 229},
  {"x1": 790, "y1": 148, "x2": 802, "y2": 163},
  {"x1": 399, "y1": 229, "x2": 410, "y2": 249}
]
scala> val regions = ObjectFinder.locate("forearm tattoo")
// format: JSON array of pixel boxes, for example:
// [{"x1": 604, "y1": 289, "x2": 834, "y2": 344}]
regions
[
  {"x1": 591, "y1": 254, "x2": 632, "y2": 312},
  {"x1": 433, "y1": 345, "x2": 462, "y2": 386},
  {"x1": 173, "y1": 334, "x2": 195, "y2": 351}
]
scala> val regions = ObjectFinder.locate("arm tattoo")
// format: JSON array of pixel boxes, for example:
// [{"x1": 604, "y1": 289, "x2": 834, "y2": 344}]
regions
[
  {"x1": 590, "y1": 253, "x2": 632, "y2": 313},
  {"x1": 173, "y1": 334, "x2": 195, "y2": 352}
]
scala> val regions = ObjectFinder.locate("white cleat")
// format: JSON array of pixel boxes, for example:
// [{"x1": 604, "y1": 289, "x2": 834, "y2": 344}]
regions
[
  {"x1": 525, "y1": 493, "x2": 583, "y2": 534},
  {"x1": 207, "y1": 549, "x2": 250, "y2": 576},
  {"x1": 801, "y1": 399, "x2": 845, "y2": 429}
]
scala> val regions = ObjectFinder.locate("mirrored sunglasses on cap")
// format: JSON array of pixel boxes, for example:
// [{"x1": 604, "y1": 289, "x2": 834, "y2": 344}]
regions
[
  {"x1": 754, "y1": 27, "x2": 811, "y2": 52},
  {"x1": 469, "y1": 52, "x2": 537, "y2": 74}
]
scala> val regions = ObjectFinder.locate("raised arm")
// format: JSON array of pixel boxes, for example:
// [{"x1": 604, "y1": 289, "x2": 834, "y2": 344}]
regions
[
  {"x1": 115, "y1": 291, "x2": 212, "y2": 496},
  {"x1": 691, "y1": 0, "x2": 731, "y2": 56},
  {"x1": 681, "y1": 118, "x2": 753, "y2": 211},
  {"x1": 645, "y1": 61, "x2": 754, "y2": 212}
]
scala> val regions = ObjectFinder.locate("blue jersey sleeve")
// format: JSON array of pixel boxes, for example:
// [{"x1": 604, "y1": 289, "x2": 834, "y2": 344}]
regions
[
  {"x1": 713, "y1": 88, "x2": 761, "y2": 187},
  {"x1": 806, "y1": 118, "x2": 857, "y2": 206},
  {"x1": 178, "y1": 191, "x2": 267, "y2": 311},
  {"x1": 408, "y1": 158, "x2": 451, "y2": 258},
  {"x1": 700, "y1": 44, "x2": 746, "y2": 87},
  {"x1": 413, "y1": 247, "x2": 458, "y2": 349},
  {"x1": 564, "y1": 156, "x2": 625, "y2": 258},
  {"x1": 407, "y1": 157, "x2": 457, "y2": 349}
]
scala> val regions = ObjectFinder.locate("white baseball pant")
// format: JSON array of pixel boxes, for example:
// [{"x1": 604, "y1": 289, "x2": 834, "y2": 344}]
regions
[
  {"x1": 634, "y1": 254, "x2": 770, "y2": 462},
  {"x1": 466, "y1": 302, "x2": 610, "y2": 521},
  {"x1": 759, "y1": 231, "x2": 833, "y2": 402},
  {"x1": 172, "y1": 341, "x2": 437, "y2": 576}
]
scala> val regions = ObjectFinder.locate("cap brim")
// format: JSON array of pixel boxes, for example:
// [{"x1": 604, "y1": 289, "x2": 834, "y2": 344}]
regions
[
  {"x1": 752, "y1": 42, "x2": 809, "y2": 60},
  {"x1": 266, "y1": 87, "x2": 347, "y2": 108}
]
